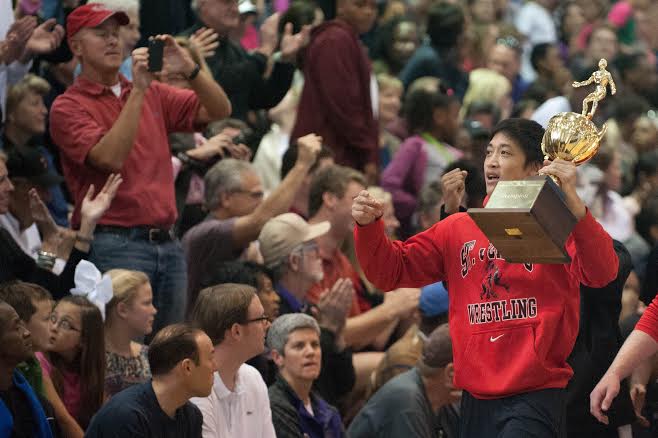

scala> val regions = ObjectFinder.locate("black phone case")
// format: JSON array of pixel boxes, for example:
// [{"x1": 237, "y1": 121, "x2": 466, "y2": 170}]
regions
[{"x1": 148, "y1": 39, "x2": 164, "y2": 72}]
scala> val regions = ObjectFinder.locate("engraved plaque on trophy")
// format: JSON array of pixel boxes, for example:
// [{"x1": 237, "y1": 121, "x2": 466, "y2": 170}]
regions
[{"x1": 468, "y1": 59, "x2": 616, "y2": 264}]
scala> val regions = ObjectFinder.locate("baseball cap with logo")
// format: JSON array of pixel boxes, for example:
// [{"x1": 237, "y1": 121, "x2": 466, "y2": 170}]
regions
[
  {"x1": 66, "y1": 3, "x2": 129, "y2": 42},
  {"x1": 259, "y1": 213, "x2": 330, "y2": 268},
  {"x1": 6, "y1": 147, "x2": 64, "y2": 187}
]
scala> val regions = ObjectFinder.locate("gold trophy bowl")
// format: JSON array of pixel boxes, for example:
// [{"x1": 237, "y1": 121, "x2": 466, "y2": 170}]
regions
[
  {"x1": 467, "y1": 58, "x2": 615, "y2": 264},
  {"x1": 541, "y1": 112, "x2": 607, "y2": 165}
]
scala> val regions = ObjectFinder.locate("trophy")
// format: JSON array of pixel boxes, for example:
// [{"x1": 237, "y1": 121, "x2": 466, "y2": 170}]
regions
[{"x1": 467, "y1": 59, "x2": 615, "y2": 264}]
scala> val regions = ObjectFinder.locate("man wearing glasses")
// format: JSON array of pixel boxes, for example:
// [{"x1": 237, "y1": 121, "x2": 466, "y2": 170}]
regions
[
  {"x1": 188, "y1": 283, "x2": 276, "y2": 438},
  {"x1": 182, "y1": 133, "x2": 321, "y2": 305}
]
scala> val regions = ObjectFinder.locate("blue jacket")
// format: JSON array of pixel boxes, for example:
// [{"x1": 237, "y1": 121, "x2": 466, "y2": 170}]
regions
[{"x1": 0, "y1": 370, "x2": 53, "y2": 438}]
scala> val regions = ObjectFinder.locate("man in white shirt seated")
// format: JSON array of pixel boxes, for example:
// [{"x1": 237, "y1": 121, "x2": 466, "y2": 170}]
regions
[{"x1": 189, "y1": 283, "x2": 276, "y2": 438}]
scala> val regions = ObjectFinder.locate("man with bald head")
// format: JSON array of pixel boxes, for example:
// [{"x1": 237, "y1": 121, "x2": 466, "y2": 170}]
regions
[
  {"x1": 0, "y1": 300, "x2": 54, "y2": 438},
  {"x1": 348, "y1": 323, "x2": 459, "y2": 438}
]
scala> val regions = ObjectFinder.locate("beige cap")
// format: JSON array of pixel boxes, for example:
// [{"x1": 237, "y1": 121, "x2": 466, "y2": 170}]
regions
[{"x1": 259, "y1": 213, "x2": 330, "y2": 268}]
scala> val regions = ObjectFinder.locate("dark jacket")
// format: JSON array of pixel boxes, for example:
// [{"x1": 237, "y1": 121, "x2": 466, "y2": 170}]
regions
[
  {"x1": 291, "y1": 19, "x2": 379, "y2": 171},
  {"x1": 276, "y1": 284, "x2": 356, "y2": 406},
  {"x1": 398, "y1": 44, "x2": 468, "y2": 100},
  {"x1": 268, "y1": 373, "x2": 345, "y2": 438},
  {"x1": 181, "y1": 23, "x2": 295, "y2": 121},
  {"x1": 0, "y1": 229, "x2": 86, "y2": 299},
  {"x1": 566, "y1": 240, "x2": 636, "y2": 437}
]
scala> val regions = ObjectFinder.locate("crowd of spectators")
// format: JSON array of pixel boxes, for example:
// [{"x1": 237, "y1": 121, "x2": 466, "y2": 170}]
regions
[{"x1": 0, "y1": 0, "x2": 657, "y2": 436}]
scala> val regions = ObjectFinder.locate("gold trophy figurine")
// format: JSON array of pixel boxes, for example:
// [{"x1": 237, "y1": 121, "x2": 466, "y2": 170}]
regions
[
  {"x1": 541, "y1": 58, "x2": 614, "y2": 167},
  {"x1": 468, "y1": 59, "x2": 616, "y2": 264},
  {"x1": 573, "y1": 58, "x2": 617, "y2": 118}
]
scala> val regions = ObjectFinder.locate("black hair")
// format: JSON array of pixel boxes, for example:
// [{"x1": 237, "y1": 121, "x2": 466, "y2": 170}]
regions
[
  {"x1": 278, "y1": 0, "x2": 318, "y2": 35},
  {"x1": 405, "y1": 88, "x2": 458, "y2": 134},
  {"x1": 521, "y1": 80, "x2": 556, "y2": 104},
  {"x1": 199, "y1": 261, "x2": 259, "y2": 291},
  {"x1": 530, "y1": 43, "x2": 552, "y2": 73},
  {"x1": 443, "y1": 159, "x2": 486, "y2": 208},
  {"x1": 426, "y1": 2, "x2": 464, "y2": 50},
  {"x1": 373, "y1": 16, "x2": 417, "y2": 69},
  {"x1": 465, "y1": 100, "x2": 501, "y2": 126},
  {"x1": 511, "y1": 99, "x2": 538, "y2": 118},
  {"x1": 281, "y1": 141, "x2": 334, "y2": 179},
  {"x1": 463, "y1": 118, "x2": 490, "y2": 140},
  {"x1": 634, "y1": 152, "x2": 658, "y2": 184},
  {"x1": 490, "y1": 118, "x2": 545, "y2": 167}
]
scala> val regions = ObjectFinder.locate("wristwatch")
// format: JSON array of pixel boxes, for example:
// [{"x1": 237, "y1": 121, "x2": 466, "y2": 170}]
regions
[{"x1": 186, "y1": 63, "x2": 201, "y2": 80}]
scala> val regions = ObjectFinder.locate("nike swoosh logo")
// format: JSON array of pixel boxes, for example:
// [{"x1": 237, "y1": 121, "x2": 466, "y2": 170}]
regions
[{"x1": 490, "y1": 334, "x2": 505, "y2": 342}]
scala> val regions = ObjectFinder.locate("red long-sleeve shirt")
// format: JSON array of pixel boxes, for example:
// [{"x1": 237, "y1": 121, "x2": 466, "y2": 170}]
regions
[{"x1": 354, "y1": 210, "x2": 618, "y2": 399}]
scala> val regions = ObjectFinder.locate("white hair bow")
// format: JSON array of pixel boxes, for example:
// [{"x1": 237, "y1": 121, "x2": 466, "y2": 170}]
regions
[{"x1": 70, "y1": 260, "x2": 113, "y2": 320}]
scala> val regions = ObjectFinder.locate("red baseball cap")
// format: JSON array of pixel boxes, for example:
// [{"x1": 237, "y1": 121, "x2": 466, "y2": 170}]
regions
[{"x1": 66, "y1": 3, "x2": 130, "y2": 42}]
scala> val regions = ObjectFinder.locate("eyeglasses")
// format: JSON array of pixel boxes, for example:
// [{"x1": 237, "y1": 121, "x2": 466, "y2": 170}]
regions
[
  {"x1": 496, "y1": 35, "x2": 522, "y2": 52},
  {"x1": 232, "y1": 189, "x2": 264, "y2": 200},
  {"x1": 49, "y1": 314, "x2": 80, "y2": 332},
  {"x1": 242, "y1": 315, "x2": 272, "y2": 325},
  {"x1": 294, "y1": 241, "x2": 319, "y2": 256}
]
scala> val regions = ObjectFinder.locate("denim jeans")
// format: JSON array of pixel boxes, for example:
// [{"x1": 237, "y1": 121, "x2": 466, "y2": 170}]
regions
[{"x1": 89, "y1": 230, "x2": 187, "y2": 333}]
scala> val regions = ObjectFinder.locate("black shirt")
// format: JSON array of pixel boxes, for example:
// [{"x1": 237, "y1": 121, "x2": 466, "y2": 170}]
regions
[
  {"x1": 85, "y1": 381, "x2": 202, "y2": 438},
  {"x1": 181, "y1": 23, "x2": 295, "y2": 121},
  {"x1": 0, "y1": 385, "x2": 35, "y2": 438}
]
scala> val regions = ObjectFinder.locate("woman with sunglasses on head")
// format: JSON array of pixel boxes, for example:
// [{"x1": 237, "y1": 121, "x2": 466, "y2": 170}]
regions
[{"x1": 36, "y1": 282, "x2": 107, "y2": 437}]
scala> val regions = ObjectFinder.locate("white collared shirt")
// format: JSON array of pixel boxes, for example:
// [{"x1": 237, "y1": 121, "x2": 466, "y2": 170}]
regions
[{"x1": 191, "y1": 364, "x2": 276, "y2": 438}]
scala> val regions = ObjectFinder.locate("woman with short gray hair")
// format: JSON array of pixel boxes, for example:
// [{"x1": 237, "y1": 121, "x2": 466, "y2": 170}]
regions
[
  {"x1": 266, "y1": 313, "x2": 320, "y2": 354},
  {"x1": 267, "y1": 313, "x2": 345, "y2": 438}
]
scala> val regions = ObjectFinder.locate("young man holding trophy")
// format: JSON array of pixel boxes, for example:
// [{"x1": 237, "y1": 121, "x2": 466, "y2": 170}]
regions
[{"x1": 351, "y1": 61, "x2": 619, "y2": 437}]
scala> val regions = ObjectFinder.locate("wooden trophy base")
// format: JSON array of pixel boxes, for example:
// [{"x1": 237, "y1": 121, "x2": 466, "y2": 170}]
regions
[{"x1": 467, "y1": 176, "x2": 577, "y2": 264}]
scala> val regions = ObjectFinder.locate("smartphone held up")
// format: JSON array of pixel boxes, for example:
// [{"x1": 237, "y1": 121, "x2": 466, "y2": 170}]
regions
[{"x1": 147, "y1": 38, "x2": 164, "y2": 72}]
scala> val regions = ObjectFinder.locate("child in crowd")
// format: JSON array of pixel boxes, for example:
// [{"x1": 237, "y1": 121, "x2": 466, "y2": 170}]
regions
[
  {"x1": 37, "y1": 295, "x2": 105, "y2": 431},
  {"x1": 0, "y1": 281, "x2": 53, "y2": 396},
  {"x1": 104, "y1": 269, "x2": 157, "y2": 397}
]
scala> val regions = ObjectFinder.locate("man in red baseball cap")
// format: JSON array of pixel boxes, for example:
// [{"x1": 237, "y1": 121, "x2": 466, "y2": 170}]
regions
[
  {"x1": 48, "y1": 3, "x2": 232, "y2": 332},
  {"x1": 66, "y1": 3, "x2": 130, "y2": 44}
]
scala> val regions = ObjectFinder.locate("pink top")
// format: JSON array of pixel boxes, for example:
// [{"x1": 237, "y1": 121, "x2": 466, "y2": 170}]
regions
[
  {"x1": 36, "y1": 352, "x2": 82, "y2": 421},
  {"x1": 241, "y1": 24, "x2": 260, "y2": 50},
  {"x1": 608, "y1": 1, "x2": 633, "y2": 27}
]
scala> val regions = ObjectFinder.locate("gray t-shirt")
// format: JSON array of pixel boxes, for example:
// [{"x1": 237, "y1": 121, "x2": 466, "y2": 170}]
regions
[{"x1": 348, "y1": 368, "x2": 457, "y2": 438}]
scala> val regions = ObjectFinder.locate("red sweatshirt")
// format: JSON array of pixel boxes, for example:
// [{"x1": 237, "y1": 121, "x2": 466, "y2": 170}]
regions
[{"x1": 354, "y1": 211, "x2": 618, "y2": 399}]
